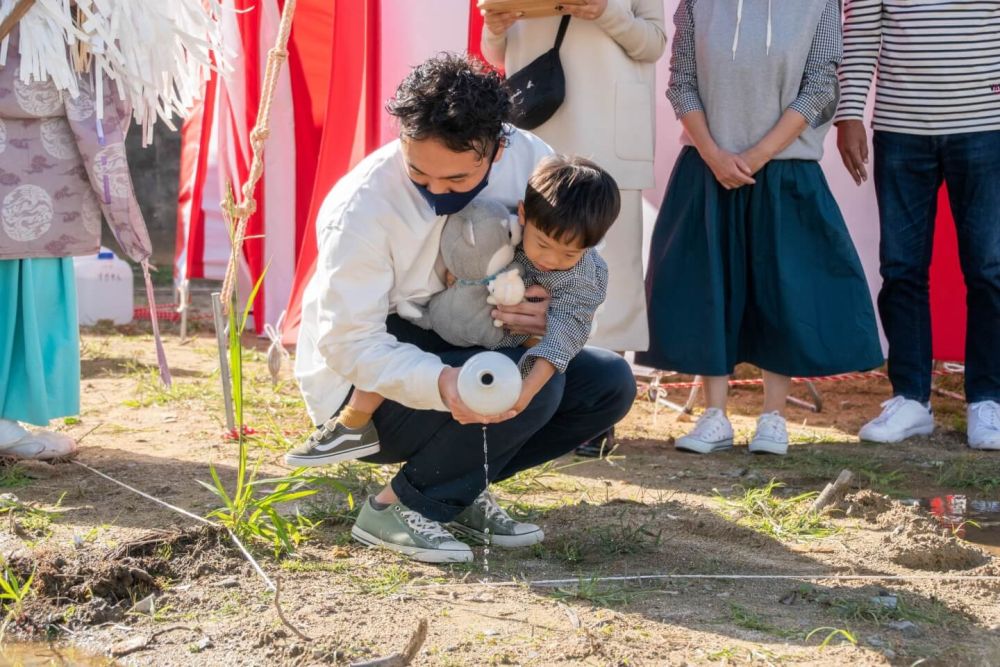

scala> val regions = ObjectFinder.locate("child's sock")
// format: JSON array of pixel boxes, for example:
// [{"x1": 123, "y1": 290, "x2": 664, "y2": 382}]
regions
[
  {"x1": 337, "y1": 406, "x2": 372, "y2": 430},
  {"x1": 370, "y1": 496, "x2": 391, "y2": 511}
]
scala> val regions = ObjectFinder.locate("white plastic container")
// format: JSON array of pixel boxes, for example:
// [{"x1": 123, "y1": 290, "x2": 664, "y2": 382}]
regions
[
  {"x1": 73, "y1": 247, "x2": 134, "y2": 326},
  {"x1": 457, "y1": 351, "x2": 522, "y2": 416}
]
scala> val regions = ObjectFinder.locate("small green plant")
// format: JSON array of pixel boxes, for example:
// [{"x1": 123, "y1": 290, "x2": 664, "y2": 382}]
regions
[
  {"x1": 594, "y1": 509, "x2": 662, "y2": 556},
  {"x1": 494, "y1": 460, "x2": 560, "y2": 495},
  {"x1": 200, "y1": 465, "x2": 318, "y2": 558},
  {"x1": 503, "y1": 497, "x2": 563, "y2": 523},
  {"x1": 715, "y1": 480, "x2": 837, "y2": 541},
  {"x1": 353, "y1": 565, "x2": 411, "y2": 596},
  {"x1": 199, "y1": 232, "x2": 321, "y2": 559},
  {"x1": 936, "y1": 457, "x2": 1000, "y2": 493},
  {"x1": 0, "y1": 464, "x2": 32, "y2": 490},
  {"x1": 0, "y1": 495, "x2": 57, "y2": 539},
  {"x1": 805, "y1": 626, "x2": 857, "y2": 648},
  {"x1": 761, "y1": 451, "x2": 907, "y2": 496},
  {"x1": 0, "y1": 563, "x2": 35, "y2": 632},
  {"x1": 123, "y1": 362, "x2": 215, "y2": 408},
  {"x1": 727, "y1": 604, "x2": 798, "y2": 638},
  {"x1": 825, "y1": 593, "x2": 952, "y2": 627},
  {"x1": 533, "y1": 535, "x2": 586, "y2": 564},
  {"x1": 707, "y1": 647, "x2": 739, "y2": 661},
  {"x1": 551, "y1": 578, "x2": 633, "y2": 607},
  {"x1": 280, "y1": 559, "x2": 352, "y2": 574}
]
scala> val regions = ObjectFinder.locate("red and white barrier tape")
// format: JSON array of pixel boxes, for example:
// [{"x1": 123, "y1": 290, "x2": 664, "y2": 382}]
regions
[{"x1": 642, "y1": 368, "x2": 962, "y2": 392}]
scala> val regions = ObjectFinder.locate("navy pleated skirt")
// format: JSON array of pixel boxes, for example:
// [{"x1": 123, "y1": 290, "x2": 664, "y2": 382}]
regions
[{"x1": 637, "y1": 147, "x2": 883, "y2": 378}]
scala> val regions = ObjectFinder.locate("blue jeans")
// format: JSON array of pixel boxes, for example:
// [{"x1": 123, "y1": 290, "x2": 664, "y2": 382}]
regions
[
  {"x1": 873, "y1": 129, "x2": 1000, "y2": 403},
  {"x1": 362, "y1": 316, "x2": 636, "y2": 522}
]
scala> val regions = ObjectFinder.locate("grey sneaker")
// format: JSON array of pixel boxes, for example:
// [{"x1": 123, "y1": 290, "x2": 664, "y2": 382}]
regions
[
  {"x1": 351, "y1": 498, "x2": 473, "y2": 563},
  {"x1": 449, "y1": 490, "x2": 544, "y2": 548},
  {"x1": 284, "y1": 419, "x2": 380, "y2": 467}
]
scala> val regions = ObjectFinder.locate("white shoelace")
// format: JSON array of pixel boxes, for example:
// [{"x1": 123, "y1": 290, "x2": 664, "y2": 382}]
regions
[
  {"x1": 756, "y1": 412, "x2": 787, "y2": 442},
  {"x1": 871, "y1": 396, "x2": 910, "y2": 426},
  {"x1": 690, "y1": 408, "x2": 730, "y2": 441},
  {"x1": 476, "y1": 491, "x2": 515, "y2": 528},
  {"x1": 971, "y1": 401, "x2": 1000, "y2": 431},
  {"x1": 400, "y1": 509, "x2": 454, "y2": 542}
]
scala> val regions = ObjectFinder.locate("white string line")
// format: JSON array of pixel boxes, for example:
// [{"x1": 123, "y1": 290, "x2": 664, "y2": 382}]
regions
[
  {"x1": 71, "y1": 460, "x2": 276, "y2": 591},
  {"x1": 68, "y1": 462, "x2": 1000, "y2": 591},
  {"x1": 409, "y1": 572, "x2": 1000, "y2": 590}
]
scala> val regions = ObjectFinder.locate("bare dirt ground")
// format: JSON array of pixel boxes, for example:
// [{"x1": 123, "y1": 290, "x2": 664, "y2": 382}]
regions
[{"x1": 2, "y1": 311, "x2": 999, "y2": 666}]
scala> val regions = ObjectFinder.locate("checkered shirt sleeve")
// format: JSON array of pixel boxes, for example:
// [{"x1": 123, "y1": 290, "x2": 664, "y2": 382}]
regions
[
  {"x1": 664, "y1": 0, "x2": 704, "y2": 119},
  {"x1": 498, "y1": 249, "x2": 609, "y2": 376},
  {"x1": 788, "y1": 0, "x2": 843, "y2": 128}
]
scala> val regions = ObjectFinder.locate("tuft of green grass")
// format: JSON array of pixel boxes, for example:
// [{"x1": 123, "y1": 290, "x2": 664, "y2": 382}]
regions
[
  {"x1": 0, "y1": 464, "x2": 32, "y2": 490},
  {"x1": 503, "y1": 497, "x2": 563, "y2": 523},
  {"x1": 0, "y1": 495, "x2": 57, "y2": 539},
  {"x1": 0, "y1": 563, "x2": 35, "y2": 634},
  {"x1": 593, "y1": 509, "x2": 662, "y2": 556},
  {"x1": 727, "y1": 604, "x2": 798, "y2": 638},
  {"x1": 935, "y1": 457, "x2": 1000, "y2": 494},
  {"x1": 123, "y1": 363, "x2": 216, "y2": 408},
  {"x1": 805, "y1": 626, "x2": 857, "y2": 648},
  {"x1": 530, "y1": 507, "x2": 661, "y2": 565},
  {"x1": 551, "y1": 578, "x2": 633, "y2": 607},
  {"x1": 532, "y1": 534, "x2": 586, "y2": 565},
  {"x1": 493, "y1": 461, "x2": 562, "y2": 496},
  {"x1": 759, "y1": 451, "x2": 907, "y2": 497},
  {"x1": 707, "y1": 647, "x2": 739, "y2": 661},
  {"x1": 824, "y1": 593, "x2": 954, "y2": 627},
  {"x1": 301, "y1": 464, "x2": 388, "y2": 526},
  {"x1": 714, "y1": 480, "x2": 837, "y2": 541},
  {"x1": 353, "y1": 565, "x2": 410, "y2": 596},
  {"x1": 280, "y1": 559, "x2": 352, "y2": 575}
]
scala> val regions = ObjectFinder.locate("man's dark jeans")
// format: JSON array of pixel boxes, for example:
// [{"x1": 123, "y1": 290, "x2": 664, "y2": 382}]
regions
[
  {"x1": 873, "y1": 129, "x2": 1000, "y2": 404},
  {"x1": 361, "y1": 316, "x2": 637, "y2": 522}
]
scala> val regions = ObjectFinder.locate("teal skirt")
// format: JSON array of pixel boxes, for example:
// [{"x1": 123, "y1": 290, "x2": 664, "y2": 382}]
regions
[
  {"x1": 637, "y1": 147, "x2": 883, "y2": 377},
  {"x1": 0, "y1": 258, "x2": 80, "y2": 425}
]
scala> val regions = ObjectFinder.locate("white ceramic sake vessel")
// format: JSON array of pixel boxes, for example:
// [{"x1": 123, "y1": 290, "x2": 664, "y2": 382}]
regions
[{"x1": 457, "y1": 352, "x2": 522, "y2": 416}]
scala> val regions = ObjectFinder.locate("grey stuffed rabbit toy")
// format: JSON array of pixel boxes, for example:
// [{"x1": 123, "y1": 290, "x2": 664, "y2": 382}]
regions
[{"x1": 397, "y1": 198, "x2": 525, "y2": 348}]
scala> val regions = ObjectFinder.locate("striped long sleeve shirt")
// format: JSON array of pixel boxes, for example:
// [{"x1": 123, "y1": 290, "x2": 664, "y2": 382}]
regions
[
  {"x1": 498, "y1": 248, "x2": 608, "y2": 376},
  {"x1": 835, "y1": 0, "x2": 1000, "y2": 134}
]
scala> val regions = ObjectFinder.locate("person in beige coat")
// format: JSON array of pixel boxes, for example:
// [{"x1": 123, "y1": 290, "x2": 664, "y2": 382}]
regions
[{"x1": 481, "y1": 0, "x2": 666, "y2": 354}]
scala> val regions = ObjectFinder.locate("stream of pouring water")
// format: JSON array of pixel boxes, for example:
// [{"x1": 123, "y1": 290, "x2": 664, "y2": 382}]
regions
[{"x1": 482, "y1": 426, "x2": 491, "y2": 578}]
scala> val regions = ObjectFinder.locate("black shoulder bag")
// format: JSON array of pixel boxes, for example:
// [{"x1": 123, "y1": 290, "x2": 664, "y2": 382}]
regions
[{"x1": 505, "y1": 16, "x2": 571, "y2": 130}]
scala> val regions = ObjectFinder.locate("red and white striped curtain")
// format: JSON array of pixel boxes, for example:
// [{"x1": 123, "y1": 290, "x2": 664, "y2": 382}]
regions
[{"x1": 175, "y1": 0, "x2": 349, "y2": 334}]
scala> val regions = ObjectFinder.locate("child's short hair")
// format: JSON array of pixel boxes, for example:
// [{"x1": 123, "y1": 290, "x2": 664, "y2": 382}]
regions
[{"x1": 523, "y1": 155, "x2": 621, "y2": 249}]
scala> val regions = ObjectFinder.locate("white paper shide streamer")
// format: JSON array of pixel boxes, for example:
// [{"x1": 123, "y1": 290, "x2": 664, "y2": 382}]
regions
[{"x1": 0, "y1": 0, "x2": 227, "y2": 145}]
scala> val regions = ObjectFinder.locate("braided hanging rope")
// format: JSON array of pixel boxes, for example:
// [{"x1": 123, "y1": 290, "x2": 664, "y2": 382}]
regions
[{"x1": 219, "y1": 0, "x2": 297, "y2": 311}]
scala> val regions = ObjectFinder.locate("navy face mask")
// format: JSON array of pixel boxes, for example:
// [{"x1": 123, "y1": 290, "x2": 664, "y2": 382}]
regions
[{"x1": 412, "y1": 141, "x2": 499, "y2": 216}]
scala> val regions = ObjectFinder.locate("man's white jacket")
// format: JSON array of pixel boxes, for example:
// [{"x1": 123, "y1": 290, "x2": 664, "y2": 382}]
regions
[{"x1": 294, "y1": 129, "x2": 552, "y2": 424}]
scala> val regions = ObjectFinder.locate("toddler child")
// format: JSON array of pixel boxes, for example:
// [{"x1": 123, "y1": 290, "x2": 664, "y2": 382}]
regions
[{"x1": 286, "y1": 155, "x2": 620, "y2": 466}]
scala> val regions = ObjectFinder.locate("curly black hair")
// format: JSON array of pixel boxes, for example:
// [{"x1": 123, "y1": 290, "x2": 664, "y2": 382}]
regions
[{"x1": 386, "y1": 53, "x2": 512, "y2": 159}]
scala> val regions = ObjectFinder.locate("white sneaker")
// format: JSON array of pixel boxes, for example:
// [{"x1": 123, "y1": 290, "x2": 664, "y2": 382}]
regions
[
  {"x1": 749, "y1": 411, "x2": 789, "y2": 456},
  {"x1": 968, "y1": 401, "x2": 1000, "y2": 451},
  {"x1": 0, "y1": 426, "x2": 78, "y2": 460},
  {"x1": 675, "y1": 408, "x2": 734, "y2": 454},
  {"x1": 858, "y1": 396, "x2": 935, "y2": 443},
  {"x1": 0, "y1": 419, "x2": 30, "y2": 447}
]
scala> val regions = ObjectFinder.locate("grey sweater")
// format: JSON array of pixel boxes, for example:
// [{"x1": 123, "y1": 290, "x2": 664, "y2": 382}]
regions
[{"x1": 667, "y1": 0, "x2": 842, "y2": 161}]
